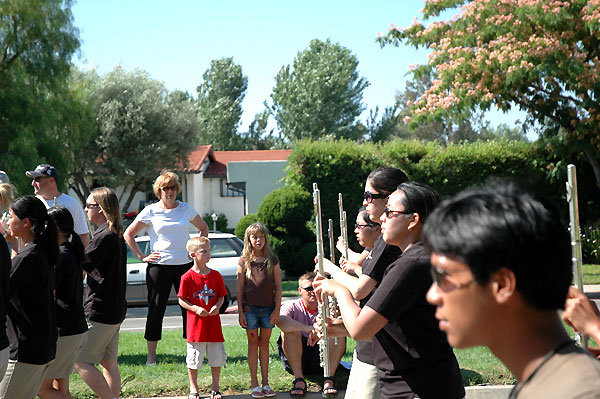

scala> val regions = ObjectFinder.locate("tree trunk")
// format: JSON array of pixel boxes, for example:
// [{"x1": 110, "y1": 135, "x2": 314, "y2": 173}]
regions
[
  {"x1": 581, "y1": 145, "x2": 600, "y2": 193},
  {"x1": 122, "y1": 184, "x2": 140, "y2": 214},
  {"x1": 69, "y1": 171, "x2": 90, "y2": 203}
]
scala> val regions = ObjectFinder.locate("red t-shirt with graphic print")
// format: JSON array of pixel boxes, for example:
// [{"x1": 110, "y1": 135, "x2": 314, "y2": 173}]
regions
[{"x1": 178, "y1": 268, "x2": 227, "y2": 342}]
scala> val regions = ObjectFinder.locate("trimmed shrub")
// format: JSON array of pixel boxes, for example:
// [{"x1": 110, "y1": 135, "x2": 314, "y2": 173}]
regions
[
  {"x1": 234, "y1": 214, "x2": 260, "y2": 239},
  {"x1": 202, "y1": 213, "x2": 230, "y2": 232}
]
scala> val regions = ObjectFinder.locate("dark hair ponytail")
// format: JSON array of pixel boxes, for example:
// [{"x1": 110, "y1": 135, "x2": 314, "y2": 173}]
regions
[
  {"x1": 11, "y1": 196, "x2": 59, "y2": 266},
  {"x1": 367, "y1": 168, "x2": 409, "y2": 195},
  {"x1": 48, "y1": 206, "x2": 86, "y2": 266}
]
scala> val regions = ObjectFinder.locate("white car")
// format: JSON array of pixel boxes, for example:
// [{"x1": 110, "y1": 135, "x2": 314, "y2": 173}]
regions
[{"x1": 126, "y1": 232, "x2": 243, "y2": 313}]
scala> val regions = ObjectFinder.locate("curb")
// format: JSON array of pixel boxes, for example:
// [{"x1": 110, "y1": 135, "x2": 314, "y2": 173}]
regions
[{"x1": 132, "y1": 385, "x2": 513, "y2": 398}]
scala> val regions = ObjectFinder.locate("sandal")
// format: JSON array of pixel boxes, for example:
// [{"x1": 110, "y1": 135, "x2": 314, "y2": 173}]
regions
[
  {"x1": 262, "y1": 384, "x2": 276, "y2": 397},
  {"x1": 188, "y1": 393, "x2": 200, "y2": 399},
  {"x1": 210, "y1": 390, "x2": 222, "y2": 399},
  {"x1": 290, "y1": 377, "x2": 306, "y2": 397},
  {"x1": 322, "y1": 376, "x2": 338, "y2": 398},
  {"x1": 251, "y1": 385, "x2": 265, "y2": 398}
]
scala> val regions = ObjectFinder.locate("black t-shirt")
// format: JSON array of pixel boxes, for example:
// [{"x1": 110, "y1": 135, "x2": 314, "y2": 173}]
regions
[
  {"x1": 55, "y1": 242, "x2": 88, "y2": 336},
  {"x1": 366, "y1": 242, "x2": 464, "y2": 399},
  {"x1": 7, "y1": 243, "x2": 57, "y2": 364},
  {"x1": 356, "y1": 235, "x2": 402, "y2": 365},
  {"x1": 83, "y1": 225, "x2": 127, "y2": 325},
  {"x1": 0, "y1": 235, "x2": 9, "y2": 352}
]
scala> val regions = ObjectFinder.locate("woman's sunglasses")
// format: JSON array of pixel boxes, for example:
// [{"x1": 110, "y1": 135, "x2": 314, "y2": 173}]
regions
[{"x1": 364, "y1": 191, "x2": 388, "y2": 203}]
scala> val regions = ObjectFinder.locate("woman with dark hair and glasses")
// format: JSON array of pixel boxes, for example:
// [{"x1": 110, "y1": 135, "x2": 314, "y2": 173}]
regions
[
  {"x1": 124, "y1": 170, "x2": 209, "y2": 366},
  {"x1": 315, "y1": 182, "x2": 464, "y2": 399},
  {"x1": 0, "y1": 196, "x2": 58, "y2": 399},
  {"x1": 39, "y1": 206, "x2": 88, "y2": 399},
  {"x1": 318, "y1": 168, "x2": 407, "y2": 399},
  {"x1": 333, "y1": 207, "x2": 381, "y2": 276}
]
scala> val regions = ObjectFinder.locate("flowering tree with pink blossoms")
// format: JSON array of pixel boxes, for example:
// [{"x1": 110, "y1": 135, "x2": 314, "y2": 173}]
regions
[{"x1": 380, "y1": 0, "x2": 600, "y2": 190}]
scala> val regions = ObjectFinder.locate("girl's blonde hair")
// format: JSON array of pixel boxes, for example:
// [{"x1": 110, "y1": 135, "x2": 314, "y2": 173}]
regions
[
  {"x1": 0, "y1": 183, "x2": 15, "y2": 211},
  {"x1": 152, "y1": 170, "x2": 181, "y2": 199},
  {"x1": 242, "y1": 222, "x2": 275, "y2": 279},
  {"x1": 91, "y1": 187, "x2": 124, "y2": 237}
]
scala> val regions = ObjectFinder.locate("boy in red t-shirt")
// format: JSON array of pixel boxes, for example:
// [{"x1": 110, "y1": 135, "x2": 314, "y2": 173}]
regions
[{"x1": 178, "y1": 236, "x2": 228, "y2": 399}]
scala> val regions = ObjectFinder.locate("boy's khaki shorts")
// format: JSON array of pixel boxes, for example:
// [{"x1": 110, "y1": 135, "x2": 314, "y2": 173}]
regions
[{"x1": 186, "y1": 342, "x2": 227, "y2": 369}]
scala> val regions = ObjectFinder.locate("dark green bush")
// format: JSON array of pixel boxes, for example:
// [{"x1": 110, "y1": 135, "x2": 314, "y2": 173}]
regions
[
  {"x1": 582, "y1": 225, "x2": 600, "y2": 264},
  {"x1": 234, "y1": 214, "x2": 260, "y2": 239},
  {"x1": 202, "y1": 213, "x2": 230, "y2": 232},
  {"x1": 258, "y1": 186, "x2": 314, "y2": 277}
]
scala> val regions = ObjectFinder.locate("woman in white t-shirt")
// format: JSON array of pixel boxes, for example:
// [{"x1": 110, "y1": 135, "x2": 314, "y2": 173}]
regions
[{"x1": 124, "y1": 170, "x2": 208, "y2": 366}]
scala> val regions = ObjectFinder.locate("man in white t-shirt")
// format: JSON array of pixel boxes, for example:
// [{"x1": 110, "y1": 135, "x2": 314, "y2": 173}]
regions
[{"x1": 26, "y1": 164, "x2": 89, "y2": 247}]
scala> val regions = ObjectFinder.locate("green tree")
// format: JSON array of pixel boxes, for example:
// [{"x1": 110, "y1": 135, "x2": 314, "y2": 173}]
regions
[
  {"x1": 0, "y1": 0, "x2": 80, "y2": 194},
  {"x1": 197, "y1": 57, "x2": 248, "y2": 150},
  {"x1": 380, "y1": 0, "x2": 600, "y2": 189},
  {"x1": 71, "y1": 67, "x2": 199, "y2": 210},
  {"x1": 270, "y1": 39, "x2": 369, "y2": 141}
]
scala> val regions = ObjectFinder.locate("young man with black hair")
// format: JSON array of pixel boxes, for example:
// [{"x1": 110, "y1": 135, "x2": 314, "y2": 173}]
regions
[{"x1": 424, "y1": 181, "x2": 600, "y2": 399}]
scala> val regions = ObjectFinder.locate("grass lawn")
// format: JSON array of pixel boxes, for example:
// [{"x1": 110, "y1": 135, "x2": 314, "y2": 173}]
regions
[
  {"x1": 282, "y1": 279, "x2": 299, "y2": 297},
  {"x1": 583, "y1": 264, "x2": 600, "y2": 284}
]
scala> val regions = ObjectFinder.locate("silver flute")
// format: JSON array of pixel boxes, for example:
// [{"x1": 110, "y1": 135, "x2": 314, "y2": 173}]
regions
[
  {"x1": 566, "y1": 164, "x2": 588, "y2": 348},
  {"x1": 338, "y1": 194, "x2": 349, "y2": 261},
  {"x1": 313, "y1": 183, "x2": 331, "y2": 377},
  {"x1": 327, "y1": 219, "x2": 340, "y2": 345}
]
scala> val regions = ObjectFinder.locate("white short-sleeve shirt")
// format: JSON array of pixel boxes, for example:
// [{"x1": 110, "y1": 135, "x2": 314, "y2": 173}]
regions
[
  {"x1": 37, "y1": 193, "x2": 89, "y2": 236},
  {"x1": 134, "y1": 201, "x2": 198, "y2": 265}
]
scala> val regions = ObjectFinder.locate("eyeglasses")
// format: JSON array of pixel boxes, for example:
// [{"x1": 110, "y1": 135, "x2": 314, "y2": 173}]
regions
[
  {"x1": 355, "y1": 223, "x2": 378, "y2": 230},
  {"x1": 430, "y1": 266, "x2": 474, "y2": 292},
  {"x1": 85, "y1": 203, "x2": 100, "y2": 209},
  {"x1": 300, "y1": 286, "x2": 314, "y2": 292},
  {"x1": 33, "y1": 176, "x2": 50, "y2": 182},
  {"x1": 383, "y1": 207, "x2": 413, "y2": 218},
  {"x1": 364, "y1": 191, "x2": 388, "y2": 204},
  {"x1": 162, "y1": 186, "x2": 177, "y2": 192}
]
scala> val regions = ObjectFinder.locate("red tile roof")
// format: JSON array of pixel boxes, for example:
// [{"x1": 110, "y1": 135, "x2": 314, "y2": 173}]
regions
[{"x1": 184, "y1": 146, "x2": 292, "y2": 176}]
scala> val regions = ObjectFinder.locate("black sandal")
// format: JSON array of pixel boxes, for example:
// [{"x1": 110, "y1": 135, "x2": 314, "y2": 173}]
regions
[
  {"x1": 210, "y1": 390, "x2": 222, "y2": 399},
  {"x1": 290, "y1": 377, "x2": 306, "y2": 397},
  {"x1": 322, "y1": 376, "x2": 338, "y2": 398}
]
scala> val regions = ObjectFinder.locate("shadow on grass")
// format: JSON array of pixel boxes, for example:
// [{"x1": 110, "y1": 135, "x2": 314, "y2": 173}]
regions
[
  {"x1": 460, "y1": 368, "x2": 484, "y2": 385},
  {"x1": 117, "y1": 353, "x2": 186, "y2": 365}
]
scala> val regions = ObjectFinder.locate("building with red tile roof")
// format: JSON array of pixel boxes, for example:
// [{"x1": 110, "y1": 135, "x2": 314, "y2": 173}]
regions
[{"x1": 181, "y1": 145, "x2": 292, "y2": 228}]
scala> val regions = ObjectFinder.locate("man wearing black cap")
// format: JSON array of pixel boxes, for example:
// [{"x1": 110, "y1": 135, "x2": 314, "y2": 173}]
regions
[{"x1": 26, "y1": 164, "x2": 89, "y2": 247}]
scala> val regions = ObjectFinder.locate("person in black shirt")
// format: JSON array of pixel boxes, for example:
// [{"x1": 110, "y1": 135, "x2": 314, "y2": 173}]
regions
[
  {"x1": 39, "y1": 206, "x2": 88, "y2": 399},
  {"x1": 314, "y1": 182, "x2": 465, "y2": 399},
  {"x1": 74, "y1": 187, "x2": 126, "y2": 399},
  {"x1": 0, "y1": 234, "x2": 9, "y2": 379},
  {"x1": 0, "y1": 196, "x2": 59, "y2": 399}
]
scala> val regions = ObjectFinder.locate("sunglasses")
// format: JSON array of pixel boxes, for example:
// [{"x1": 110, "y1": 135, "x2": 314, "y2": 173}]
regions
[
  {"x1": 363, "y1": 191, "x2": 388, "y2": 204},
  {"x1": 355, "y1": 223, "x2": 378, "y2": 230},
  {"x1": 85, "y1": 203, "x2": 100, "y2": 209},
  {"x1": 162, "y1": 186, "x2": 177, "y2": 192},
  {"x1": 430, "y1": 266, "x2": 474, "y2": 292},
  {"x1": 33, "y1": 176, "x2": 50, "y2": 182},
  {"x1": 383, "y1": 207, "x2": 412, "y2": 218},
  {"x1": 300, "y1": 286, "x2": 314, "y2": 292}
]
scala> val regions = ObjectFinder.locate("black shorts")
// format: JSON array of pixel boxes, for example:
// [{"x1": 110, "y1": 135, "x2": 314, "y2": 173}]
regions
[{"x1": 277, "y1": 334, "x2": 322, "y2": 376}]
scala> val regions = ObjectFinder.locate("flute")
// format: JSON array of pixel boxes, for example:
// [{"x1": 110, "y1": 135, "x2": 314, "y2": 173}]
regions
[
  {"x1": 566, "y1": 164, "x2": 588, "y2": 348},
  {"x1": 327, "y1": 219, "x2": 340, "y2": 346},
  {"x1": 338, "y1": 194, "x2": 349, "y2": 261},
  {"x1": 313, "y1": 183, "x2": 331, "y2": 377}
]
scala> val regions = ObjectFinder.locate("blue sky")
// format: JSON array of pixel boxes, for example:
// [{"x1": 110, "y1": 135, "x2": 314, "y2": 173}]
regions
[{"x1": 72, "y1": 0, "x2": 524, "y2": 133}]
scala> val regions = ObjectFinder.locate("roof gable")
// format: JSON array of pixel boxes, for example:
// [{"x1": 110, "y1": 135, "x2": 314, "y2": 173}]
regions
[{"x1": 185, "y1": 147, "x2": 291, "y2": 176}]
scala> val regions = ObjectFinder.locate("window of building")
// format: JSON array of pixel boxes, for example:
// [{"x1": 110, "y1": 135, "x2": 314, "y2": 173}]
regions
[{"x1": 221, "y1": 179, "x2": 244, "y2": 197}]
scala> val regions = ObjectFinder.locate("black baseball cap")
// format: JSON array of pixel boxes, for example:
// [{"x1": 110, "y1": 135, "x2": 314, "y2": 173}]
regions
[{"x1": 26, "y1": 164, "x2": 58, "y2": 180}]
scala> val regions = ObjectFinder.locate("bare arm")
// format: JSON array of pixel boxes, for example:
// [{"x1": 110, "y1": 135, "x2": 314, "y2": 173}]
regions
[
  {"x1": 321, "y1": 258, "x2": 377, "y2": 300},
  {"x1": 271, "y1": 263, "x2": 282, "y2": 324},
  {"x1": 276, "y1": 315, "x2": 313, "y2": 333},
  {"x1": 562, "y1": 286, "x2": 600, "y2": 346},
  {"x1": 124, "y1": 220, "x2": 150, "y2": 261},
  {"x1": 190, "y1": 215, "x2": 209, "y2": 237},
  {"x1": 313, "y1": 275, "x2": 388, "y2": 341},
  {"x1": 237, "y1": 259, "x2": 247, "y2": 327},
  {"x1": 79, "y1": 233, "x2": 89, "y2": 248}
]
